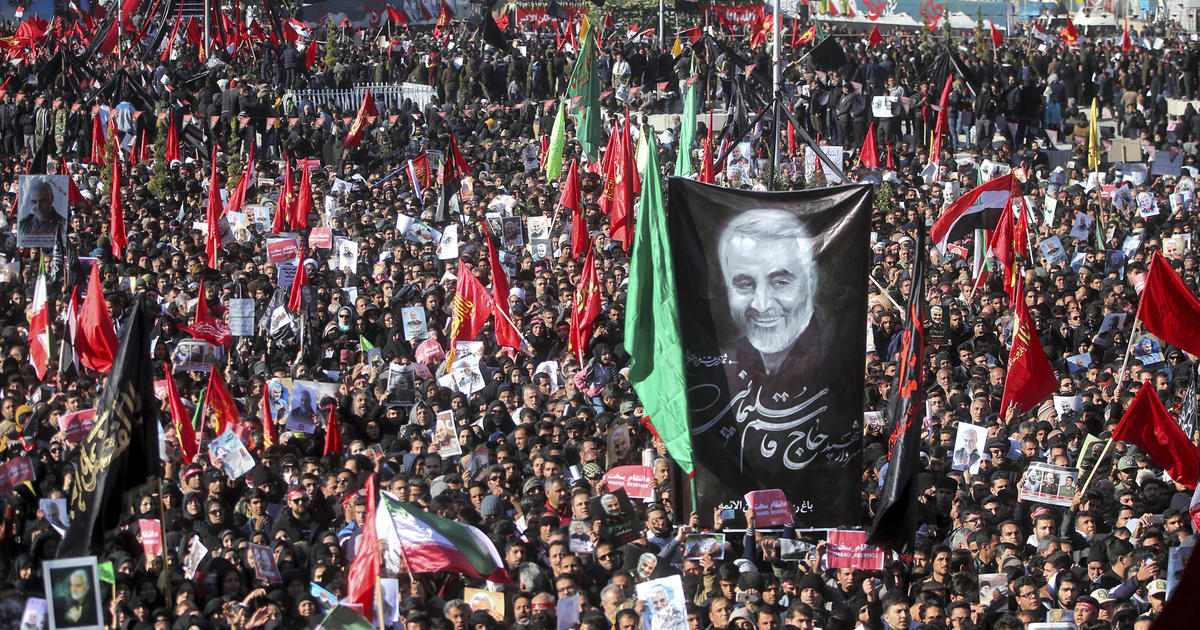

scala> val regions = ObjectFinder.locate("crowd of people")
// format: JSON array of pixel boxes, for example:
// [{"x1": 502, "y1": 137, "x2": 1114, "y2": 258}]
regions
[{"x1": 0, "y1": 4, "x2": 1199, "y2": 630}]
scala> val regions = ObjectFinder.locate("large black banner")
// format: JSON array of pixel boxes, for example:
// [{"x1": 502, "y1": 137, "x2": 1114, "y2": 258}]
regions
[{"x1": 667, "y1": 179, "x2": 872, "y2": 528}]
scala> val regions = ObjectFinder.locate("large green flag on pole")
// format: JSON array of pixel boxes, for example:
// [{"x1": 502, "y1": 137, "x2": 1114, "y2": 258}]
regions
[
  {"x1": 675, "y1": 80, "x2": 698, "y2": 177},
  {"x1": 624, "y1": 130, "x2": 693, "y2": 475},
  {"x1": 567, "y1": 29, "x2": 602, "y2": 162},
  {"x1": 545, "y1": 100, "x2": 567, "y2": 182}
]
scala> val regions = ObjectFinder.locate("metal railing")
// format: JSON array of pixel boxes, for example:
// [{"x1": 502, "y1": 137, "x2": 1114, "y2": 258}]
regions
[{"x1": 286, "y1": 83, "x2": 439, "y2": 114}]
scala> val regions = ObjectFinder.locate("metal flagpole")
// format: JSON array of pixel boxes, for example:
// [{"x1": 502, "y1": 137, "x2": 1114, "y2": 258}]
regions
[
  {"x1": 204, "y1": 0, "x2": 211, "y2": 58},
  {"x1": 659, "y1": 0, "x2": 666, "y2": 48},
  {"x1": 769, "y1": 0, "x2": 782, "y2": 188}
]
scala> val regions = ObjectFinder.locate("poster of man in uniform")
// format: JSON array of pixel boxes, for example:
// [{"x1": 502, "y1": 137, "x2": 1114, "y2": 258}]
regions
[
  {"x1": 952, "y1": 423, "x2": 987, "y2": 474},
  {"x1": 17, "y1": 175, "x2": 69, "y2": 248},
  {"x1": 42, "y1": 557, "x2": 102, "y2": 630},
  {"x1": 1018, "y1": 462, "x2": 1078, "y2": 507},
  {"x1": 636, "y1": 575, "x2": 688, "y2": 630},
  {"x1": 666, "y1": 180, "x2": 871, "y2": 527}
]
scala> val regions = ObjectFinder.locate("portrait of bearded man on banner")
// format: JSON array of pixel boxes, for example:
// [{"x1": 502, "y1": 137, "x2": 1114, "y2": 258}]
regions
[{"x1": 667, "y1": 180, "x2": 873, "y2": 528}]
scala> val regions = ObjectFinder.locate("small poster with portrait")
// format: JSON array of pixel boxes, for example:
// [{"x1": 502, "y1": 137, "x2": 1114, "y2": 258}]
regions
[
  {"x1": 1068, "y1": 212, "x2": 1095, "y2": 242},
  {"x1": 463, "y1": 588, "x2": 505, "y2": 622},
  {"x1": 209, "y1": 429, "x2": 255, "y2": 479},
  {"x1": 43, "y1": 556, "x2": 103, "y2": 630},
  {"x1": 1018, "y1": 462, "x2": 1078, "y2": 507},
  {"x1": 979, "y1": 573, "x2": 1008, "y2": 610},
  {"x1": 684, "y1": 534, "x2": 725, "y2": 560},
  {"x1": 184, "y1": 535, "x2": 207, "y2": 580},
  {"x1": 500, "y1": 216, "x2": 524, "y2": 250},
  {"x1": 172, "y1": 340, "x2": 223, "y2": 372},
  {"x1": 951, "y1": 423, "x2": 987, "y2": 474},
  {"x1": 526, "y1": 216, "x2": 552, "y2": 241},
  {"x1": 286, "y1": 381, "x2": 323, "y2": 433},
  {"x1": 1038, "y1": 236, "x2": 1068, "y2": 266},
  {"x1": 20, "y1": 598, "x2": 49, "y2": 630},
  {"x1": 432, "y1": 410, "x2": 462, "y2": 458},
  {"x1": 589, "y1": 488, "x2": 639, "y2": 545},
  {"x1": 249, "y1": 543, "x2": 283, "y2": 583},
  {"x1": 568, "y1": 519, "x2": 594, "y2": 554},
  {"x1": 16, "y1": 175, "x2": 69, "y2": 248},
  {"x1": 1133, "y1": 333, "x2": 1166, "y2": 366},
  {"x1": 635, "y1": 574, "x2": 689, "y2": 630},
  {"x1": 401, "y1": 307, "x2": 429, "y2": 341}
]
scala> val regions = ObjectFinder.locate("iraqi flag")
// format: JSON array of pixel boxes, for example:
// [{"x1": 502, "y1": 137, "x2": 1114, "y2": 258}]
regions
[
  {"x1": 930, "y1": 174, "x2": 1013, "y2": 251},
  {"x1": 376, "y1": 493, "x2": 510, "y2": 583}
]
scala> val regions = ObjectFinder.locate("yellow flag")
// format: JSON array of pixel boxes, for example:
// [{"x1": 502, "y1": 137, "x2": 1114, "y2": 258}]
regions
[
  {"x1": 1088, "y1": 98, "x2": 1100, "y2": 171},
  {"x1": 579, "y1": 14, "x2": 591, "y2": 45},
  {"x1": 672, "y1": 35, "x2": 682, "y2": 57}
]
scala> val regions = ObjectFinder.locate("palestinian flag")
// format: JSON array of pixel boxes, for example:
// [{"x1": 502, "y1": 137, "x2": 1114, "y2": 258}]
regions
[
  {"x1": 376, "y1": 493, "x2": 511, "y2": 583},
  {"x1": 930, "y1": 174, "x2": 1013, "y2": 251}
]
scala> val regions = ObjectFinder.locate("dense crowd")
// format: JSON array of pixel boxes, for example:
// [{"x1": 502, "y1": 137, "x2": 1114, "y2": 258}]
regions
[{"x1": 0, "y1": 6, "x2": 1199, "y2": 630}]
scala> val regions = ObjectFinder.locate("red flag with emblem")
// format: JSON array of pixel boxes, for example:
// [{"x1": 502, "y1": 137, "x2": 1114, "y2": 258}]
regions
[
  {"x1": 569, "y1": 243, "x2": 601, "y2": 364},
  {"x1": 998, "y1": 277, "x2": 1057, "y2": 417},
  {"x1": 203, "y1": 365, "x2": 240, "y2": 436},
  {"x1": 261, "y1": 381, "x2": 276, "y2": 450},
  {"x1": 343, "y1": 90, "x2": 378, "y2": 148},
  {"x1": 1059, "y1": 17, "x2": 1079, "y2": 45},
  {"x1": 180, "y1": 279, "x2": 232, "y2": 347},
  {"x1": 446, "y1": 260, "x2": 497, "y2": 363}
]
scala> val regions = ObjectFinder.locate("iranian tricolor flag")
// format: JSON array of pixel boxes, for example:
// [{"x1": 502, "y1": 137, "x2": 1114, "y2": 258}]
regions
[
  {"x1": 376, "y1": 493, "x2": 510, "y2": 583},
  {"x1": 29, "y1": 257, "x2": 50, "y2": 380}
]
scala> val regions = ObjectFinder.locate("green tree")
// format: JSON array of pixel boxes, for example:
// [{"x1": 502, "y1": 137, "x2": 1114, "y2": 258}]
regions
[
  {"x1": 148, "y1": 117, "x2": 170, "y2": 198},
  {"x1": 227, "y1": 120, "x2": 244, "y2": 186},
  {"x1": 325, "y1": 18, "x2": 339, "y2": 68},
  {"x1": 974, "y1": 6, "x2": 994, "y2": 63}
]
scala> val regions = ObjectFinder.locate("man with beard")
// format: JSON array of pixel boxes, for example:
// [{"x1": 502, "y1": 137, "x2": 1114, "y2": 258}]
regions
[{"x1": 53, "y1": 568, "x2": 98, "y2": 628}]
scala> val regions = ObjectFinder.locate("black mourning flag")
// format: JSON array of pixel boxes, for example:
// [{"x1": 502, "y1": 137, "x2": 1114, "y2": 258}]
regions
[
  {"x1": 667, "y1": 180, "x2": 871, "y2": 528},
  {"x1": 868, "y1": 223, "x2": 928, "y2": 554},
  {"x1": 547, "y1": 0, "x2": 569, "y2": 20},
  {"x1": 803, "y1": 36, "x2": 848, "y2": 73},
  {"x1": 58, "y1": 296, "x2": 161, "y2": 557},
  {"x1": 675, "y1": 0, "x2": 701, "y2": 12},
  {"x1": 482, "y1": 13, "x2": 513, "y2": 53}
]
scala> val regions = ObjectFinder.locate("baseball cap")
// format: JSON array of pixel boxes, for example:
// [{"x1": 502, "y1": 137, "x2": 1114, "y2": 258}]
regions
[
  {"x1": 1118, "y1": 456, "x2": 1138, "y2": 471},
  {"x1": 1148, "y1": 579, "x2": 1167, "y2": 597},
  {"x1": 1091, "y1": 589, "x2": 1114, "y2": 605}
]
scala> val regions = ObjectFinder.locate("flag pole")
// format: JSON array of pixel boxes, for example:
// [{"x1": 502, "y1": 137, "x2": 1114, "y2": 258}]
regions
[
  {"x1": 1078, "y1": 317, "x2": 1142, "y2": 496},
  {"x1": 157, "y1": 475, "x2": 174, "y2": 606},
  {"x1": 374, "y1": 572, "x2": 385, "y2": 630}
]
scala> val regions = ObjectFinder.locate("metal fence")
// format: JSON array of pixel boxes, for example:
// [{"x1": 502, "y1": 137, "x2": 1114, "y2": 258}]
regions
[{"x1": 287, "y1": 83, "x2": 438, "y2": 114}]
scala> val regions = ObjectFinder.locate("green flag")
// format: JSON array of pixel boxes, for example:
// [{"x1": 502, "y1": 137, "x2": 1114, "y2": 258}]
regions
[
  {"x1": 191, "y1": 386, "x2": 207, "y2": 431},
  {"x1": 98, "y1": 561, "x2": 115, "y2": 584},
  {"x1": 675, "y1": 81, "x2": 698, "y2": 177},
  {"x1": 624, "y1": 131, "x2": 693, "y2": 475},
  {"x1": 358, "y1": 335, "x2": 375, "y2": 351},
  {"x1": 316, "y1": 606, "x2": 375, "y2": 630},
  {"x1": 566, "y1": 28, "x2": 602, "y2": 161},
  {"x1": 545, "y1": 100, "x2": 567, "y2": 182}
]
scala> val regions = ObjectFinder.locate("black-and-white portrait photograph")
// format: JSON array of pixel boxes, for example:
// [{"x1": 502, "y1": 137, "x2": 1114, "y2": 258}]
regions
[
  {"x1": 667, "y1": 180, "x2": 872, "y2": 527},
  {"x1": 16, "y1": 175, "x2": 69, "y2": 249},
  {"x1": 43, "y1": 557, "x2": 102, "y2": 630}
]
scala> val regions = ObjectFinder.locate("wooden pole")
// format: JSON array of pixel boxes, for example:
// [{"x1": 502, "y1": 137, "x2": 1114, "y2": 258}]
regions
[{"x1": 1078, "y1": 318, "x2": 1142, "y2": 496}]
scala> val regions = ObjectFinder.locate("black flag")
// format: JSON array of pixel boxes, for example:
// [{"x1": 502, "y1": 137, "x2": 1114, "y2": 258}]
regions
[
  {"x1": 666, "y1": 180, "x2": 872, "y2": 528},
  {"x1": 803, "y1": 36, "x2": 848, "y2": 73},
  {"x1": 59, "y1": 296, "x2": 161, "y2": 557},
  {"x1": 482, "y1": 13, "x2": 513, "y2": 54},
  {"x1": 547, "y1": 0, "x2": 569, "y2": 20},
  {"x1": 869, "y1": 223, "x2": 928, "y2": 554},
  {"x1": 1179, "y1": 364, "x2": 1198, "y2": 441}
]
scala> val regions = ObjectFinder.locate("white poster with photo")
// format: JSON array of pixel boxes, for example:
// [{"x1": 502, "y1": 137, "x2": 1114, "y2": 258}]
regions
[
  {"x1": 397, "y1": 215, "x2": 442, "y2": 245},
  {"x1": 444, "y1": 341, "x2": 486, "y2": 396},
  {"x1": 286, "y1": 381, "x2": 323, "y2": 433},
  {"x1": 437, "y1": 224, "x2": 460, "y2": 260},
  {"x1": 635, "y1": 575, "x2": 689, "y2": 630},
  {"x1": 804, "y1": 145, "x2": 845, "y2": 184},
  {"x1": 20, "y1": 597, "x2": 48, "y2": 630},
  {"x1": 951, "y1": 423, "x2": 987, "y2": 474},
  {"x1": 526, "y1": 216, "x2": 552, "y2": 241},
  {"x1": 16, "y1": 175, "x2": 69, "y2": 248},
  {"x1": 1068, "y1": 212, "x2": 1095, "y2": 242},
  {"x1": 1018, "y1": 462, "x2": 1078, "y2": 507},
  {"x1": 172, "y1": 340, "x2": 222, "y2": 372},
  {"x1": 43, "y1": 556, "x2": 103, "y2": 630},
  {"x1": 1038, "y1": 236, "x2": 1068, "y2": 265},
  {"x1": 208, "y1": 429, "x2": 255, "y2": 479},
  {"x1": 249, "y1": 543, "x2": 283, "y2": 583},
  {"x1": 184, "y1": 535, "x2": 207, "y2": 580},
  {"x1": 432, "y1": 410, "x2": 462, "y2": 458},
  {"x1": 871, "y1": 96, "x2": 897, "y2": 118},
  {"x1": 401, "y1": 307, "x2": 430, "y2": 341},
  {"x1": 332, "y1": 237, "x2": 359, "y2": 274}
]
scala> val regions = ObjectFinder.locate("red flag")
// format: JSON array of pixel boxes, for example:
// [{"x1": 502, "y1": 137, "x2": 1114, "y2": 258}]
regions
[
  {"x1": 76, "y1": 264, "x2": 118, "y2": 373},
  {"x1": 180, "y1": 279, "x2": 232, "y2": 347},
  {"x1": 224, "y1": 141, "x2": 255, "y2": 216},
  {"x1": 859, "y1": 121, "x2": 878, "y2": 169},
  {"x1": 494, "y1": 13, "x2": 509, "y2": 30},
  {"x1": 699, "y1": 136, "x2": 714, "y2": 184},
  {"x1": 433, "y1": 4, "x2": 451, "y2": 41},
  {"x1": 989, "y1": 19, "x2": 1003, "y2": 48},
  {"x1": 288, "y1": 257, "x2": 308, "y2": 313},
  {"x1": 110, "y1": 162, "x2": 126, "y2": 259},
  {"x1": 482, "y1": 223, "x2": 521, "y2": 350},
  {"x1": 886, "y1": 141, "x2": 894, "y2": 170},
  {"x1": 930, "y1": 73, "x2": 954, "y2": 170},
  {"x1": 89, "y1": 113, "x2": 106, "y2": 164},
  {"x1": 204, "y1": 366, "x2": 240, "y2": 437},
  {"x1": 1137, "y1": 252, "x2": 1200, "y2": 357},
  {"x1": 165, "y1": 366, "x2": 198, "y2": 465},
  {"x1": 867, "y1": 24, "x2": 883, "y2": 48},
  {"x1": 260, "y1": 382, "x2": 276, "y2": 450},
  {"x1": 204, "y1": 147, "x2": 222, "y2": 269},
  {"x1": 569, "y1": 244, "x2": 602, "y2": 364},
  {"x1": 160, "y1": 1, "x2": 183, "y2": 61},
  {"x1": 164, "y1": 115, "x2": 180, "y2": 162},
  {"x1": 557, "y1": 159, "x2": 585, "y2": 255},
  {"x1": 680, "y1": 26, "x2": 701, "y2": 43},
  {"x1": 449, "y1": 135, "x2": 470, "y2": 177},
  {"x1": 138, "y1": 129, "x2": 149, "y2": 162},
  {"x1": 305, "y1": 41, "x2": 316, "y2": 68},
  {"x1": 385, "y1": 5, "x2": 408, "y2": 25},
  {"x1": 323, "y1": 404, "x2": 343, "y2": 455},
  {"x1": 293, "y1": 161, "x2": 312, "y2": 230},
  {"x1": 605, "y1": 116, "x2": 636, "y2": 251},
  {"x1": 1059, "y1": 17, "x2": 1079, "y2": 45},
  {"x1": 446, "y1": 260, "x2": 498, "y2": 363},
  {"x1": 345, "y1": 474, "x2": 380, "y2": 620},
  {"x1": 343, "y1": 90, "x2": 378, "y2": 148},
  {"x1": 1114, "y1": 382, "x2": 1200, "y2": 488},
  {"x1": 274, "y1": 155, "x2": 293, "y2": 233},
  {"x1": 998, "y1": 278, "x2": 1057, "y2": 417},
  {"x1": 1122, "y1": 19, "x2": 1132, "y2": 53}
]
